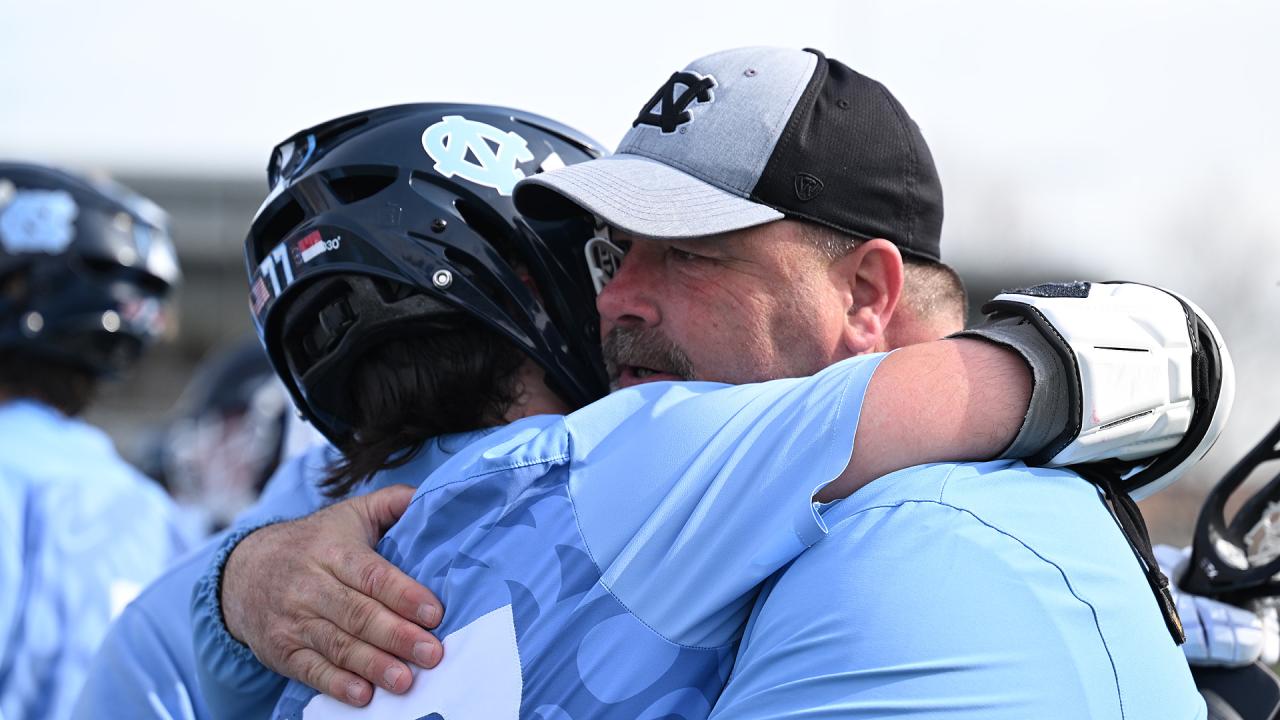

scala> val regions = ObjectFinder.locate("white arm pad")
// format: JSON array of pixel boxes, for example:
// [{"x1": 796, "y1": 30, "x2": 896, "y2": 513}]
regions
[{"x1": 983, "y1": 281, "x2": 1234, "y2": 499}]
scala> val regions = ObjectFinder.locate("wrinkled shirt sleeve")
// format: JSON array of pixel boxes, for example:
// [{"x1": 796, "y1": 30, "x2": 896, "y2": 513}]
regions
[
  {"x1": 188, "y1": 445, "x2": 337, "y2": 719},
  {"x1": 72, "y1": 548, "x2": 215, "y2": 720},
  {"x1": 191, "y1": 522, "x2": 285, "y2": 720}
]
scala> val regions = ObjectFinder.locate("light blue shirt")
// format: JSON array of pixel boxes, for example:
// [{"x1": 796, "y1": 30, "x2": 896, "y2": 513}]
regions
[
  {"x1": 73, "y1": 433, "x2": 475, "y2": 720},
  {"x1": 186, "y1": 433, "x2": 485, "y2": 720},
  {"x1": 69, "y1": 442, "x2": 336, "y2": 720},
  {"x1": 261, "y1": 354, "x2": 882, "y2": 719},
  {"x1": 710, "y1": 460, "x2": 1206, "y2": 719},
  {"x1": 0, "y1": 399, "x2": 189, "y2": 720}
]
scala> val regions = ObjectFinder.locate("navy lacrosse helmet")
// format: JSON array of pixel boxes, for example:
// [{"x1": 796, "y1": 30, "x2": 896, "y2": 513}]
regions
[
  {"x1": 0, "y1": 162, "x2": 180, "y2": 377},
  {"x1": 244, "y1": 104, "x2": 610, "y2": 446}
]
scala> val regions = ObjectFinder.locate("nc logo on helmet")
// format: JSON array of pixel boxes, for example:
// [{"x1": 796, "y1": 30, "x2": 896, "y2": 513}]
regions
[
  {"x1": 0, "y1": 190, "x2": 78, "y2": 255},
  {"x1": 421, "y1": 116, "x2": 534, "y2": 196}
]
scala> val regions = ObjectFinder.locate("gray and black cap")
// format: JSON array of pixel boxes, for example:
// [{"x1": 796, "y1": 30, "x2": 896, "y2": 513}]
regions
[{"x1": 514, "y1": 46, "x2": 944, "y2": 261}]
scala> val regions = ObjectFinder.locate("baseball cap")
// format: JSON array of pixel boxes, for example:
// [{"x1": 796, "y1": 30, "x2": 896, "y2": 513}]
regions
[{"x1": 514, "y1": 46, "x2": 944, "y2": 261}]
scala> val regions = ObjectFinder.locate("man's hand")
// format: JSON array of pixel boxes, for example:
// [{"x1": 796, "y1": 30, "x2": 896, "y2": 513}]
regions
[{"x1": 220, "y1": 485, "x2": 444, "y2": 706}]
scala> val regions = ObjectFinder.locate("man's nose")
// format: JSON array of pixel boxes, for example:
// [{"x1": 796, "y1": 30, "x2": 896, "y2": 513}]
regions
[{"x1": 596, "y1": 244, "x2": 661, "y2": 329}]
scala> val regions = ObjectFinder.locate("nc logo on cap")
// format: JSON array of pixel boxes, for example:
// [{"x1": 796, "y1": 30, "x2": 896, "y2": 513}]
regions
[
  {"x1": 632, "y1": 71, "x2": 717, "y2": 134},
  {"x1": 422, "y1": 116, "x2": 534, "y2": 196}
]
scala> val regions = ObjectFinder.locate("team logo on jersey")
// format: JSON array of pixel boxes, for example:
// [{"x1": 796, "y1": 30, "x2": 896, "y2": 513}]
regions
[
  {"x1": 421, "y1": 115, "x2": 534, "y2": 196},
  {"x1": 0, "y1": 189, "x2": 78, "y2": 254},
  {"x1": 632, "y1": 71, "x2": 717, "y2": 134}
]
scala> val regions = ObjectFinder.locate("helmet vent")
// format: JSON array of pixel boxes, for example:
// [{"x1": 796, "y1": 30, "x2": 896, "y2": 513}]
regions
[
  {"x1": 452, "y1": 199, "x2": 520, "y2": 265},
  {"x1": 254, "y1": 199, "x2": 305, "y2": 262},
  {"x1": 324, "y1": 166, "x2": 397, "y2": 205}
]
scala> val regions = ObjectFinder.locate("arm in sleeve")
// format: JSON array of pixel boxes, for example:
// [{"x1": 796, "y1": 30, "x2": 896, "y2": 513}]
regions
[
  {"x1": 566, "y1": 354, "x2": 886, "y2": 646},
  {"x1": 72, "y1": 553, "x2": 212, "y2": 720},
  {"x1": 190, "y1": 522, "x2": 287, "y2": 720},
  {"x1": 187, "y1": 445, "x2": 337, "y2": 719}
]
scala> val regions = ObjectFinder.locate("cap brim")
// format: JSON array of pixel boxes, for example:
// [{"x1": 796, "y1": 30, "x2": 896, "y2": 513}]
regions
[{"x1": 514, "y1": 154, "x2": 783, "y2": 239}]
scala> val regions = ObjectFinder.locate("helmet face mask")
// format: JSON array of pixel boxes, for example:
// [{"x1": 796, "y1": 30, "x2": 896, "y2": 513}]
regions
[
  {"x1": 245, "y1": 104, "x2": 610, "y2": 447},
  {"x1": 0, "y1": 163, "x2": 179, "y2": 379}
]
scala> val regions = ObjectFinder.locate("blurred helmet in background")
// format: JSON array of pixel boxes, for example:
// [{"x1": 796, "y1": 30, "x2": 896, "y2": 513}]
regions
[
  {"x1": 0, "y1": 162, "x2": 181, "y2": 379},
  {"x1": 139, "y1": 338, "x2": 306, "y2": 533}
]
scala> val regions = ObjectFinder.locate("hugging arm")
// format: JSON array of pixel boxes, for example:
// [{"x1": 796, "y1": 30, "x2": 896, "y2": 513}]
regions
[{"x1": 197, "y1": 281, "x2": 1224, "y2": 709}]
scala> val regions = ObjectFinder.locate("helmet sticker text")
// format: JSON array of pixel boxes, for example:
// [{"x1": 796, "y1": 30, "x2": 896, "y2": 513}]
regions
[
  {"x1": 296, "y1": 230, "x2": 340, "y2": 264},
  {"x1": 0, "y1": 190, "x2": 79, "y2": 254},
  {"x1": 250, "y1": 241, "x2": 295, "y2": 318},
  {"x1": 421, "y1": 115, "x2": 534, "y2": 196}
]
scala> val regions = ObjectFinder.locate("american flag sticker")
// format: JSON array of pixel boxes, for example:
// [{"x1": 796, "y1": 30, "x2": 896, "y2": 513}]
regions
[
  {"x1": 250, "y1": 276, "x2": 271, "y2": 315},
  {"x1": 297, "y1": 230, "x2": 327, "y2": 263}
]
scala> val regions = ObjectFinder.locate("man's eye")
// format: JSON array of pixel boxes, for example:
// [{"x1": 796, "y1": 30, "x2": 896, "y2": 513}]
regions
[{"x1": 668, "y1": 247, "x2": 704, "y2": 262}]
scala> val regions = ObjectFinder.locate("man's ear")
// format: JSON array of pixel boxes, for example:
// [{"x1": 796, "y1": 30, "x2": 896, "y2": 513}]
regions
[{"x1": 831, "y1": 239, "x2": 904, "y2": 354}]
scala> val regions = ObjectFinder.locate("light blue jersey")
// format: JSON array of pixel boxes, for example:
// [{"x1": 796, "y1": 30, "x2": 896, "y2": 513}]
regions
[
  {"x1": 69, "y1": 443, "x2": 336, "y2": 720},
  {"x1": 265, "y1": 354, "x2": 883, "y2": 719},
  {"x1": 709, "y1": 460, "x2": 1205, "y2": 720},
  {"x1": 0, "y1": 400, "x2": 189, "y2": 720},
  {"x1": 73, "y1": 434, "x2": 474, "y2": 720}
]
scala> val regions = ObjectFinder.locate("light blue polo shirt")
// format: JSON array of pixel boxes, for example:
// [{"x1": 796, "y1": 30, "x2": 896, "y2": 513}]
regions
[{"x1": 710, "y1": 460, "x2": 1206, "y2": 719}]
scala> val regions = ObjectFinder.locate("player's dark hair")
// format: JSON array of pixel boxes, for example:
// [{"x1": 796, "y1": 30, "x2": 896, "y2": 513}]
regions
[
  {"x1": 0, "y1": 348, "x2": 97, "y2": 416},
  {"x1": 319, "y1": 315, "x2": 525, "y2": 497}
]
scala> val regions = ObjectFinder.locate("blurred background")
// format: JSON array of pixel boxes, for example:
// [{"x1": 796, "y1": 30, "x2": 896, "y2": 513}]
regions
[{"x1": 2, "y1": 0, "x2": 1275, "y2": 544}]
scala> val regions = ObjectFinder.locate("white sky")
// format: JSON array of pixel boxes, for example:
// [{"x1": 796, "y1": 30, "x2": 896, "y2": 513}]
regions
[
  {"x1": 4, "y1": 1, "x2": 1276, "y2": 257},
  {"x1": 4, "y1": 0, "x2": 1279, "y2": 469}
]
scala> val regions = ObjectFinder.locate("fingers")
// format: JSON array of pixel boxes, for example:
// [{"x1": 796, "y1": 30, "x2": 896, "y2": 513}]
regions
[
  {"x1": 222, "y1": 490, "x2": 447, "y2": 702},
  {"x1": 330, "y1": 541, "x2": 444, "y2": 632},
  {"x1": 353, "y1": 484, "x2": 418, "y2": 542},
  {"x1": 296, "y1": 616, "x2": 420, "y2": 696},
  {"x1": 317, "y1": 577, "x2": 443, "y2": 671},
  {"x1": 284, "y1": 646, "x2": 375, "y2": 708}
]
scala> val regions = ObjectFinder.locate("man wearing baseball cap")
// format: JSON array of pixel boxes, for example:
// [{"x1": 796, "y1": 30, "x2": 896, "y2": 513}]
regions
[
  {"x1": 514, "y1": 46, "x2": 1209, "y2": 717},
  {"x1": 189, "y1": 49, "x2": 1228, "y2": 718}
]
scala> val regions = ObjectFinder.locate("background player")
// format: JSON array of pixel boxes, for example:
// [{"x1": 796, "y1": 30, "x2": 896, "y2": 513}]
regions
[{"x1": 0, "y1": 162, "x2": 188, "y2": 720}]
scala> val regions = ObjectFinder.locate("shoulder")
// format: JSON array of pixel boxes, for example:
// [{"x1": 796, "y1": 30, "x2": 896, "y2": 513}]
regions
[
  {"x1": 441, "y1": 415, "x2": 569, "y2": 480},
  {"x1": 763, "y1": 460, "x2": 1199, "y2": 717},
  {"x1": 815, "y1": 461, "x2": 1137, "y2": 602},
  {"x1": 824, "y1": 460, "x2": 1107, "y2": 540},
  {"x1": 392, "y1": 416, "x2": 570, "y2": 513}
]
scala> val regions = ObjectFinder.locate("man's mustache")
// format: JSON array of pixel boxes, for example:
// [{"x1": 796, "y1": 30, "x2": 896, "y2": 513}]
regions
[{"x1": 602, "y1": 326, "x2": 696, "y2": 385}]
